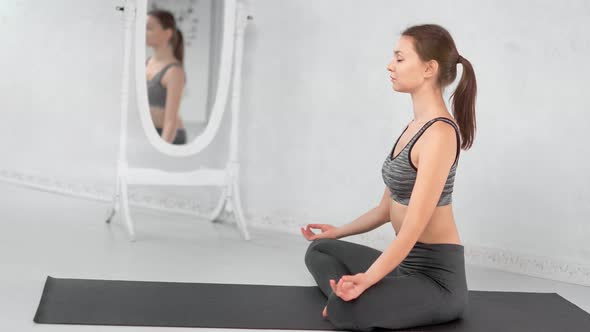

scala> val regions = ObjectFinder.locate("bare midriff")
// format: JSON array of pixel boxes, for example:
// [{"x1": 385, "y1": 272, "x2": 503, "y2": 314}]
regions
[
  {"x1": 150, "y1": 106, "x2": 185, "y2": 129},
  {"x1": 389, "y1": 199, "x2": 462, "y2": 245}
]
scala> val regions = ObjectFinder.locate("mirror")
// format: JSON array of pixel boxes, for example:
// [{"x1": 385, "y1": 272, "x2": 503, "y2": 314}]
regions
[{"x1": 135, "y1": 0, "x2": 236, "y2": 157}]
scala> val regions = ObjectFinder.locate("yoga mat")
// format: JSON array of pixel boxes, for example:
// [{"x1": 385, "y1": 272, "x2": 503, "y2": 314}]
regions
[{"x1": 34, "y1": 275, "x2": 590, "y2": 331}]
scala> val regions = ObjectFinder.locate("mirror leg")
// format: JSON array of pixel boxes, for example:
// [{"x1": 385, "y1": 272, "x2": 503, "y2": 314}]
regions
[
  {"x1": 119, "y1": 177, "x2": 136, "y2": 242},
  {"x1": 232, "y1": 175, "x2": 250, "y2": 240},
  {"x1": 105, "y1": 175, "x2": 121, "y2": 224},
  {"x1": 209, "y1": 186, "x2": 228, "y2": 223}
]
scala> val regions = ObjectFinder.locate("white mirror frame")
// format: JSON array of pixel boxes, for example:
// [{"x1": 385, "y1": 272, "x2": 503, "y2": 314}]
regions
[
  {"x1": 106, "y1": 0, "x2": 252, "y2": 242},
  {"x1": 136, "y1": 0, "x2": 235, "y2": 157}
]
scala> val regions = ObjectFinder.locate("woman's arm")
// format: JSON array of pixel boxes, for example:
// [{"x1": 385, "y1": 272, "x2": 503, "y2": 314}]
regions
[
  {"x1": 335, "y1": 187, "x2": 391, "y2": 238},
  {"x1": 161, "y1": 66, "x2": 185, "y2": 143}
]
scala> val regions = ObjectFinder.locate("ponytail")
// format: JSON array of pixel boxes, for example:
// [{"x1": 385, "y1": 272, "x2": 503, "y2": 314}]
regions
[
  {"x1": 450, "y1": 55, "x2": 477, "y2": 150},
  {"x1": 172, "y1": 28, "x2": 184, "y2": 65}
]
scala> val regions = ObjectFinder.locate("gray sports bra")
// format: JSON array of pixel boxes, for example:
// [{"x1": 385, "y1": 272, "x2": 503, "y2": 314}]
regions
[
  {"x1": 146, "y1": 57, "x2": 183, "y2": 108},
  {"x1": 381, "y1": 117, "x2": 460, "y2": 206}
]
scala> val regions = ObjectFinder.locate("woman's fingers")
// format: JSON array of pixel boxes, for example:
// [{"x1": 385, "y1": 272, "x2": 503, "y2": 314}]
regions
[
  {"x1": 300, "y1": 226, "x2": 316, "y2": 240},
  {"x1": 330, "y1": 278, "x2": 352, "y2": 296},
  {"x1": 339, "y1": 278, "x2": 353, "y2": 291},
  {"x1": 330, "y1": 278, "x2": 356, "y2": 300},
  {"x1": 330, "y1": 279, "x2": 339, "y2": 295},
  {"x1": 300, "y1": 227, "x2": 308, "y2": 239}
]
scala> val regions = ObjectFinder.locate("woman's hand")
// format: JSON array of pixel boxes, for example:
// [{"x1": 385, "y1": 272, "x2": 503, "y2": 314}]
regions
[
  {"x1": 329, "y1": 273, "x2": 373, "y2": 302},
  {"x1": 300, "y1": 224, "x2": 340, "y2": 241}
]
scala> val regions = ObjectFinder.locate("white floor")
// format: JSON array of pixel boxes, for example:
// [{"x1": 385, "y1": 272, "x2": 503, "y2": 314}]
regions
[{"x1": 1, "y1": 181, "x2": 589, "y2": 332}]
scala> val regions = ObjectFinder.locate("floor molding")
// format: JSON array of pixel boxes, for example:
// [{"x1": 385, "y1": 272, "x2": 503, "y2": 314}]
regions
[
  {"x1": 0, "y1": 169, "x2": 213, "y2": 220},
  {"x1": 1, "y1": 168, "x2": 589, "y2": 287}
]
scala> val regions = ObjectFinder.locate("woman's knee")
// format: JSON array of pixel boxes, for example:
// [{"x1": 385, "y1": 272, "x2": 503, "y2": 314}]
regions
[{"x1": 304, "y1": 238, "x2": 335, "y2": 265}]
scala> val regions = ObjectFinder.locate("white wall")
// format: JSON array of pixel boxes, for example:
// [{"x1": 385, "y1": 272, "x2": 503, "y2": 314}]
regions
[{"x1": 1, "y1": 0, "x2": 589, "y2": 270}]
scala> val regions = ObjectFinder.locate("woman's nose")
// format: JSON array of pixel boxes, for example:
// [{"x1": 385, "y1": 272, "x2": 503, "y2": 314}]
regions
[{"x1": 387, "y1": 60, "x2": 394, "y2": 72}]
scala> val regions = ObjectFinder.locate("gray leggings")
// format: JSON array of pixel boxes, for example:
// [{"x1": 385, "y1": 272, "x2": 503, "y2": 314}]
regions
[
  {"x1": 304, "y1": 238, "x2": 468, "y2": 331},
  {"x1": 155, "y1": 127, "x2": 187, "y2": 145}
]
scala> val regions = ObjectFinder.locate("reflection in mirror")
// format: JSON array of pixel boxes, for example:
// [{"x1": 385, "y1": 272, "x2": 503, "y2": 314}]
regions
[{"x1": 145, "y1": 0, "x2": 217, "y2": 146}]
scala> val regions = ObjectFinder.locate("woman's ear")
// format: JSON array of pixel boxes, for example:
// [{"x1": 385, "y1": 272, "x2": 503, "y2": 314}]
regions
[
  {"x1": 165, "y1": 28, "x2": 174, "y2": 44},
  {"x1": 423, "y1": 59, "x2": 438, "y2": 79}
]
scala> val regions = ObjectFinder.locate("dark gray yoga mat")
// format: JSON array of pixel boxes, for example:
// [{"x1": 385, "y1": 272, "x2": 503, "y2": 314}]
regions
[{"x1": 34, "y1": 275, "x2": 590, "y2": 331}]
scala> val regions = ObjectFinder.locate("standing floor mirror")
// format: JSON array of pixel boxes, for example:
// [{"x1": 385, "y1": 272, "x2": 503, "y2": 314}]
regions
[{"x1": 107, "y1": 0, "x2": 252, "y2": 241}]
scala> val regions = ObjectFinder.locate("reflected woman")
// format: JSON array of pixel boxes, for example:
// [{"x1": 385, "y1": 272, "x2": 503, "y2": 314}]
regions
[{"x1": 145, "y1": 9, "x2": 187, "y2": 145}]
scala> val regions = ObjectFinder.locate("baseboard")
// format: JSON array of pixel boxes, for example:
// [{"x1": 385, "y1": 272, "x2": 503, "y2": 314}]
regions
[
  {"x1": 0, "y1": 168, "x2": 213, "y2": 220},
  {"x1": 1, "y1": 168, "x2": 589, "y2": 287},
  {"x1": 462, "y1": 243, "x2": 590, "y2": 287}
]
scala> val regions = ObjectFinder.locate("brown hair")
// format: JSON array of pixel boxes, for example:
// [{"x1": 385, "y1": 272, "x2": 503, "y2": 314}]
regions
[
  {"x1": 148, "y1": 9, "x2": 185, "y2": 65},
  {"x1": 401, "y1": 24, "x2": 477, "y2": 150}
]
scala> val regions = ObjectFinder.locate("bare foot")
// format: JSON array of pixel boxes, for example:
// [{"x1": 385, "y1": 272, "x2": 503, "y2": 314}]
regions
[{"x1": 322, "y1": 304, "x2": 328, "y2": 318}]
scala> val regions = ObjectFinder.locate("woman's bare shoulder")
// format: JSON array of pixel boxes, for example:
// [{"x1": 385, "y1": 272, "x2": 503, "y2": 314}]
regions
[{"x1": 161, "y1": 65, "x2": 185, "y2": 87}]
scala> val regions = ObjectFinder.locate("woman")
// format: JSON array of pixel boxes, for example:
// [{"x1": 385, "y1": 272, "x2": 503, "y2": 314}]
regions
[
  {"x1": 145, "y1": 9, "x2": 188, "y2": 145},
  {"x1": 301, "y1": 23, "x2": 477, "y2": 331}
]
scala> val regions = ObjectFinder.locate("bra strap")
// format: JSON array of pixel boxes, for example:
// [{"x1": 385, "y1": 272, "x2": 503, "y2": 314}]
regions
[{"x1": 409, "y1": 117, "x2": 461, "y2": 166}]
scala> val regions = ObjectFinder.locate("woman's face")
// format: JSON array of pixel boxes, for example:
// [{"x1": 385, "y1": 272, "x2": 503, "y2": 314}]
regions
[
  {"x1": 387, "y1": 36, "x2": 434, "y2": 93},
  {"x1": 146, "y1": 15, "x2": 172, "y2": 48}
]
